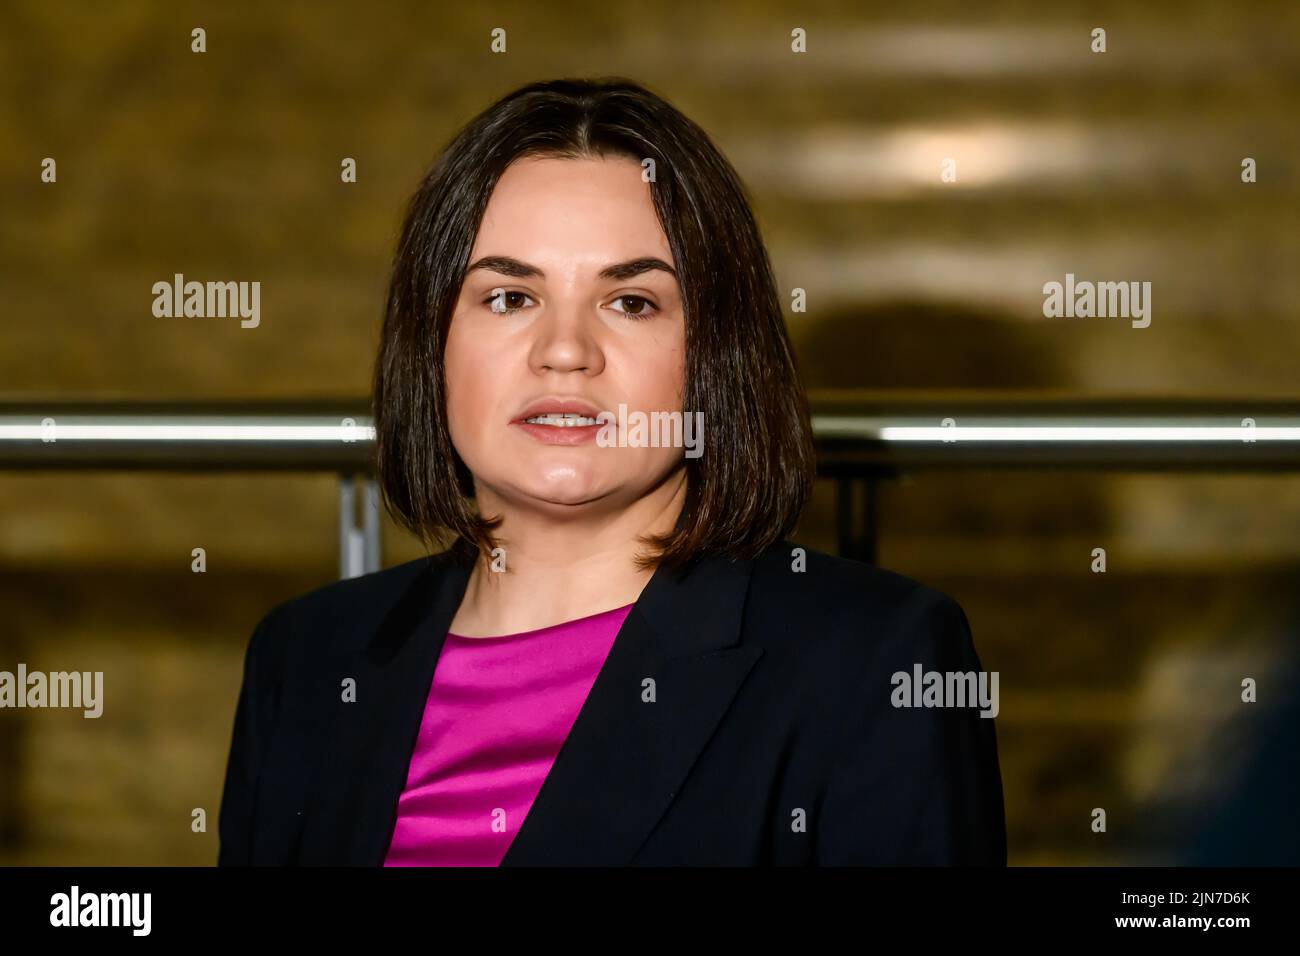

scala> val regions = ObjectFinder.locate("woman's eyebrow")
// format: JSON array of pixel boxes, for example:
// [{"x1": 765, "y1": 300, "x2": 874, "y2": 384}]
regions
[
  {"x1": 465, "y1": 255, "x2": 678, "y2": 281},
  {"x1": 598, "y1": 257, "x2": 678, "y2": 281}
]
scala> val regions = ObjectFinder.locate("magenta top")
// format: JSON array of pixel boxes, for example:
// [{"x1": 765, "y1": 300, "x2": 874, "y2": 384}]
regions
[{"x1": 381, "y1": 602, "x2": 634, "y2": 866}]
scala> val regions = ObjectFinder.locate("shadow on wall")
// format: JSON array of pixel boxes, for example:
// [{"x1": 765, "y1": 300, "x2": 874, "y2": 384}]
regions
[{"x1": 791, "y1": 299, "x2": 1064, "y2": 390}]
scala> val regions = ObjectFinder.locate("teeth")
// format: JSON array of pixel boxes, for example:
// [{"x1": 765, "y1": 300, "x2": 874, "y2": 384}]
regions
[{"x1": 524, "y1": 413, "x2": 599, "y2": 427}]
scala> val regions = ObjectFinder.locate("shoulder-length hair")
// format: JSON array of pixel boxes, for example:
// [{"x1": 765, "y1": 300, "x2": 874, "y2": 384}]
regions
[{"x1": 373, "y1": 76, "x2": 815, "y2": 572}]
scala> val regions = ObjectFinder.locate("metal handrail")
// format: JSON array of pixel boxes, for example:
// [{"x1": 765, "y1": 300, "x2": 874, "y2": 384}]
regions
[
  {"x1": 0, "y1": 401, "x2": 373, "y2": 471},
  {"x1": 3, "y1": 395, "x2": 1298, "y2": 572},
  {"x1": 2, "y1": 395, "x2": 1298, "y2": 470}
]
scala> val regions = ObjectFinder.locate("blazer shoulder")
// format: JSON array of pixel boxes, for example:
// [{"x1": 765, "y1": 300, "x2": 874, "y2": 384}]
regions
[
  {"x1": 750, "y1": 540, "x2": 964, "y2": 627},
  {"x1": 744, "y1": 541, "x2": 978, "y2": 680},
  {"x1": 245, "y1": 549, "x2": 463, "y2": 663},
  {"x1": 265, "y1": 552, "x2": 432, "y2": 618}
]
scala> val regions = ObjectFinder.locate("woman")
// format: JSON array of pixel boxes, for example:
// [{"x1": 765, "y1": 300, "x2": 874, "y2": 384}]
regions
[{"x1": 217, "y1": 77, "x2": 1006, "y2": 866}]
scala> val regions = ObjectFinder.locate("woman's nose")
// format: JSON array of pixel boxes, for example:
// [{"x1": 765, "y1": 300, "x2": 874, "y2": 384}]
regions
[{"x1": 528, "y1": 305, "x2": 604, "y2": 375}]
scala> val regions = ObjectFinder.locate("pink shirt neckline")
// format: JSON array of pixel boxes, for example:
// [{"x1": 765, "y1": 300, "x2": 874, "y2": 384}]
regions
[
  {"x1": 445, "y1": 602, "x2": 635, "y2": 643},
  {"x1": 383, "y1": 599, "x2": 635, "y2": 866}
]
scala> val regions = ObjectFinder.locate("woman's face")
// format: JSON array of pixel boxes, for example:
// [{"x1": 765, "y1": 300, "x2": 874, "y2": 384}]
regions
[{"x1": 444, "y1": 154, "x2": 687, "y2": 519}]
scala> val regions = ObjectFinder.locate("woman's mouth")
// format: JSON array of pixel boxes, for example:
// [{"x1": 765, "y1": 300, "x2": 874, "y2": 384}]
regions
[
  {"x1": 513, "y1": 412, "x2": 607, "y2": 445},
  {"x1": 511, "y1": 398, "x2": 609, "y2": 445},
  {"x1": 523, "y1": 413, "x2": 601, "y2": 427}
]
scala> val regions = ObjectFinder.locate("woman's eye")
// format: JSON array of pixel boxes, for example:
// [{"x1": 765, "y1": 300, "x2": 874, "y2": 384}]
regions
[
  {"x1": 609, "y1": 295, "x2": 659, "y2": 320},
  {"x1": 486, "y1": 289, "x2": 533, "y2": 314}
]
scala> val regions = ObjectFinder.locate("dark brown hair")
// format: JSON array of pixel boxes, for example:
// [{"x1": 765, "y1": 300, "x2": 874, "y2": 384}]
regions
[{"x1": 373, "y1": 76, "x2": 815, "y2": 572}]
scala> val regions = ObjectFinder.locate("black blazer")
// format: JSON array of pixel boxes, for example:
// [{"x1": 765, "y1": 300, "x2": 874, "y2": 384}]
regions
[{"x1": 218, "y1": 541, "x2": 1006, "y2": 865}]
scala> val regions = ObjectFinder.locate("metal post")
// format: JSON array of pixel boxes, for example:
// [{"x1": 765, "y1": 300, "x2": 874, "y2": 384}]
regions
[
  {"x1": 338, "y1": 474, "x2": 382, "y2": 579},
  {"x1": 339, "y1": 474, "x2": 358, "y2": 579},
  {"x1": 860, "y1": 476, "x2": 879, "y2": 566},
  {"x1": 835, "y1": 473, "x2": 880, "y2": 564},
  {"x1": 362, "y1": 476, "x2": 381, "y2": 574},
  {"x1": 836, "y1": 475, "x2": 856, "y2": 560}
]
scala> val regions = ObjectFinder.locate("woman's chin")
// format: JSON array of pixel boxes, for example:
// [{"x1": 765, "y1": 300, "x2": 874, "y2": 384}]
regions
[{"x1": 505, "y1": 479, "x2": 614, "y2": 512}]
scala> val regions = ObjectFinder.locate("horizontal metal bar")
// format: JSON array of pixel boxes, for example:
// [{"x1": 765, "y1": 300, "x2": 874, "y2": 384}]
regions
[
  {"x1": 2, "y1": 397, "x2": 1299, "y2": 471},
  {"x1": 0, "y1": 404, "x2": 375, "y2": 471}
]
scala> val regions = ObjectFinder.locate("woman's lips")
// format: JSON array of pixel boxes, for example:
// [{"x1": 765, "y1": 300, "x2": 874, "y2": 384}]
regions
[
  {"x1": 512, "y1": 419, "x2": 605, "y2": 445},
  {"x1": 510, "y1": 401, "x2": 609, "y2": 445}
]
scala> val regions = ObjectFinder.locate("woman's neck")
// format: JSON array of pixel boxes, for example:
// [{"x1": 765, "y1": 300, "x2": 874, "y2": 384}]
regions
[{"x1": 447, "y1": 473, "x2": 686, "y2": 638}]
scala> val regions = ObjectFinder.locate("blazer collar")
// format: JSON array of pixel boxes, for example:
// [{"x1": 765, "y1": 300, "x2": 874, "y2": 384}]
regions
[{"x1": 297, "y1": 541, "x2": 763, "y2": 866}]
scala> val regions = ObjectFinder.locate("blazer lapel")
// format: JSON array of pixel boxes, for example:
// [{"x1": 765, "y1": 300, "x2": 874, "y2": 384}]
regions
[
  {"x1": 297, "y1": 549, "x2": 472, "y2": 866},
  {"x1": 501, "y1": 551, "x2": 763, "y2": 865},
  {"x1": 297, "y1": 545, "x2": 762, "y2": 867}
]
